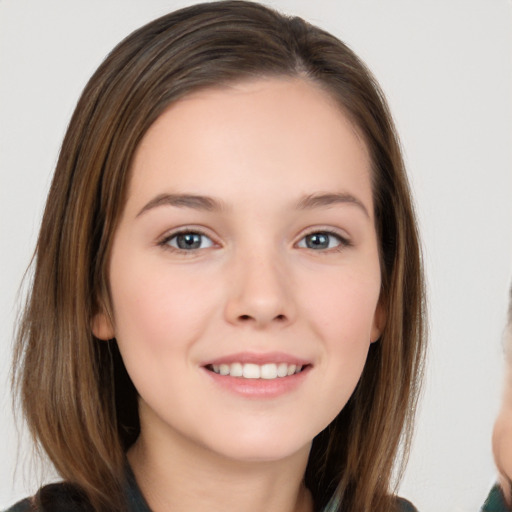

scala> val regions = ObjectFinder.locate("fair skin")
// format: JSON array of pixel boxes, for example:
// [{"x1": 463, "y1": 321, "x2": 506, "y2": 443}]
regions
[
  {"x1": 94, "y1": 77, "x2": 384, "y2": 512},
  {"x1": 493, "y1": 332, "x2": 512, "y2": 505}
]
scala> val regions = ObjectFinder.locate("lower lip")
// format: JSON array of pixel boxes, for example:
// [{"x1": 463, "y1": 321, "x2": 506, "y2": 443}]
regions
[{"x1": 202, "y1": 366, "x2": 311, "y2": 398}]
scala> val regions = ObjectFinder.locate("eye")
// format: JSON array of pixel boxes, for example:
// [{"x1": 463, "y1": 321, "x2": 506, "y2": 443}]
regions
[
  {"x1": 297, "y1": 231, "x2": 348, "y2": 250},
  {"x1": 163, "y1": 231, "x2": 215, "y2": 251}
]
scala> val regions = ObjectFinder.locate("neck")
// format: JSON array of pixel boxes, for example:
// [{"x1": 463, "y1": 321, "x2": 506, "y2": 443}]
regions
[{"x1": 128, "y1": 428, "x2": 313, "y2": 512}]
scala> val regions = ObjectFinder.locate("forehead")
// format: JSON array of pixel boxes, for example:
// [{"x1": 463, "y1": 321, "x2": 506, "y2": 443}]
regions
[
  {"x1": 140, "y1": 76, "x2": 368, "y2": 155},
  {"x1": 127, "y1": 77, "x2": 373, "y2": 214}
]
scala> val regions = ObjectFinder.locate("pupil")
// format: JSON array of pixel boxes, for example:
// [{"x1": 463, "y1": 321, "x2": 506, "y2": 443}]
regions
[
  {"x1": 307, "y1": 233, "x2": 329, "y2": 249},
  {"x1": 177, "y1": 233, "x2": 201, "y2": 249}
]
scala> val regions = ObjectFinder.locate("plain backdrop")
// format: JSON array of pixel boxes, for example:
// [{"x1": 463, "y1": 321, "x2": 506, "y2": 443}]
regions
[{"x1": 1, "y1": 1, "x2": 511, "y2": 511}]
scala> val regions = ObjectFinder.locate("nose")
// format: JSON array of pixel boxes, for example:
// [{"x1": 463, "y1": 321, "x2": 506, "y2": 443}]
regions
[{"x1": 224, "y1": 247, "x2": 296, "y2": 329}]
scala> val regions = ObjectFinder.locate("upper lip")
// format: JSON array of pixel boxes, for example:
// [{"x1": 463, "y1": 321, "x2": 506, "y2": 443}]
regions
[{"x1": 202, "y1": 351, "x2": 312, "y2": 367}]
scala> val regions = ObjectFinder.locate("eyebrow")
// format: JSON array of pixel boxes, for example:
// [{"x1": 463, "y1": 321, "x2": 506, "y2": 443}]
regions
[
  {"x1": 136, "y1": 193, "x2": 225, "y2": 217},
  {"x1": 136, "y1": 191, "x2": 370, "y2": 218},
  {"x1": 296, "y1": 193, "x2": 370, "y2": 218}
]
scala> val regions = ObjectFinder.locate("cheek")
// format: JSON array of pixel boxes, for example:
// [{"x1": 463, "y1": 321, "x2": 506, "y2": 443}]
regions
[
  {"x1": 109, "y1": 255, "x2": 221, "y2": 359},
  {"x1": 298, "y1": 264, "x2": 381, "y2": 408},
  {"x1": 107, "y1": 258, "x2": 225, "y2": 413},
  {"x1": 301, "y1": 266, "x2": 381, "y2": 344}
]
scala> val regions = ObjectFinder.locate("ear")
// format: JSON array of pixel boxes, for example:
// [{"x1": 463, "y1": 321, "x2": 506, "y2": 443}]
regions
[
  {"x1": 91, "y1": 310, "x2": 115, "y2": 340},
  {"x1": 370, "y1": 300, "x2": 386, "y2": 343}
]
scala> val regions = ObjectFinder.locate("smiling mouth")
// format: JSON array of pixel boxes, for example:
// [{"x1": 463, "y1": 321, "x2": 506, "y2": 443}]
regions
[{"x1": 205, "y1": 362, "x2": 307, "y2": 380}]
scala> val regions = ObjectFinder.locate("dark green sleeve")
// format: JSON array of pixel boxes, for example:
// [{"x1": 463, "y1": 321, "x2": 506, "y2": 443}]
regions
[
  {"x1": 2, "y1": 498, "x2": 34, "y2": 512},
  {"x1": 481, "y1": 484, "x2": 511, "y2": 512},
  {"x1": 396, "y1": 496, "x2": 418, "y2": 512},
  {"x1": 2, "y1": 483, "x2": 92, "y2": 512}
]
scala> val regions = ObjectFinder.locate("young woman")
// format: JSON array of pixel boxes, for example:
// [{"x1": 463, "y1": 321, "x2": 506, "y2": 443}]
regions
[{"x1": 8, "y1": 2, "x2": 425, "y2": 511}]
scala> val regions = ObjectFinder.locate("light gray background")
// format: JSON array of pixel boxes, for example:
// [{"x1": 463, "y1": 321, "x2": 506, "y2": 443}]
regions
[{"x1": 1, "y1": 1, "x2": 511, "y2": 510}]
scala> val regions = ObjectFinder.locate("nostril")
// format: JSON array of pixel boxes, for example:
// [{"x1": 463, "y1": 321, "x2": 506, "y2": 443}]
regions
[
  {"x1": 275, "y1": 314, "x2": 286, "y2": 321},
  {"x1": 239, "y1": 314, "x2": 251, "y2": 321}
]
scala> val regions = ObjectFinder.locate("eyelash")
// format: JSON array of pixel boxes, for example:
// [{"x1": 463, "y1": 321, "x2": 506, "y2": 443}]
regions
[
  {"x1": 296, "y1": 229, "x2": 351, "y2": 252},
  {"x1": 158, "y1": 229, "x2": 216, "y2": 253},
  {"x1": 157, "y1": 228, "x2": 351, "y2": 253}
]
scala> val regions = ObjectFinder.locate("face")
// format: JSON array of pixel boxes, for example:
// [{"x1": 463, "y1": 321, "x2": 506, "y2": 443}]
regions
[{"x1": 94, "y1": 78, "x2": 384, "y2": 464}]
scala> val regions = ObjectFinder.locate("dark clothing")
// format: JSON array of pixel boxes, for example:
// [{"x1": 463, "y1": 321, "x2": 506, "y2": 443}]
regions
[
  {"x1": 4, "y1": 468, "x2": 150, "y2": 512},
  {"x1": 481, "y1": 484, "x2": 510, "y2": 512},
  {"x1": 4, "y1": 469, "x2": 417, "y2": 512}
]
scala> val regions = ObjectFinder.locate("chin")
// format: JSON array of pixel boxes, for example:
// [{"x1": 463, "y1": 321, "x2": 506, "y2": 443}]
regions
[{"x1": 200, "y1": 428, "x2": 313, "y2": 464}]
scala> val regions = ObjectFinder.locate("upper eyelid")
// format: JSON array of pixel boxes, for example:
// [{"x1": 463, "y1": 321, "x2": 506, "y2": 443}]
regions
[
  {"x1": 156, "y1": 225, "x2": 351, "y2": 246},
  {"x1": 159, "y1": 226, "x2": 216, "y2": 240},
  {"x1": 298, "y1": 232, "x2": 348, "y2": 245},
  {"x1": 158, "y1": 227, "x2": 219, "y2": 249},
  {"x1": 294, "y1": 226, "x2": 351, "y2": 243}
]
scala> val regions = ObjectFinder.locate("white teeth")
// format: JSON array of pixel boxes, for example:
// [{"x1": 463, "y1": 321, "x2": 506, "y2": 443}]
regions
[
  {"x1": 230, "y1": 362, "x2": 243, "y2": 377},
  {"x1": 243, "y1": 363, "x2": 260, "y2": 379},
  {"x1": 277, "y1": 362, "x2": 288, "y2": 377},
  {"x1": 209, "y1": 362, "x2": 305, "y2": 379},
  {"x1": 287, "y1": 364, "x2": 296, "y2": 376},
  {"x1": 261, "y1": 363, "x2": 277, "y2": 380}
]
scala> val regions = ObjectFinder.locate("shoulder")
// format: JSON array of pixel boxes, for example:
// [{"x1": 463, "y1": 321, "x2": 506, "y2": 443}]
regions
[
  {"x1": 321, "y1": 495, "x2": 417, "y2": 512},
  {"x1": 3, "y1": 469, "x2": 150, "y2": 512},
  {"x1": 481, "y1": 484, "x2": 511, "y2": 512},
  {"x1": 395, "y1": 496, "x2": 418, "y2": 512},
  {"x1": 3, "y1": 483, "x2": 92, "y2": 512},
  {"x1": 3, "y1": 498, "x2": 32, "y2": 512}
]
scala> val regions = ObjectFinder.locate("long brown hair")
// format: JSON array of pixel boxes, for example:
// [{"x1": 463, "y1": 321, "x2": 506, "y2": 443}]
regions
[{"x1": 13, "y1": 2, "x2": 426, "y2": 511}]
